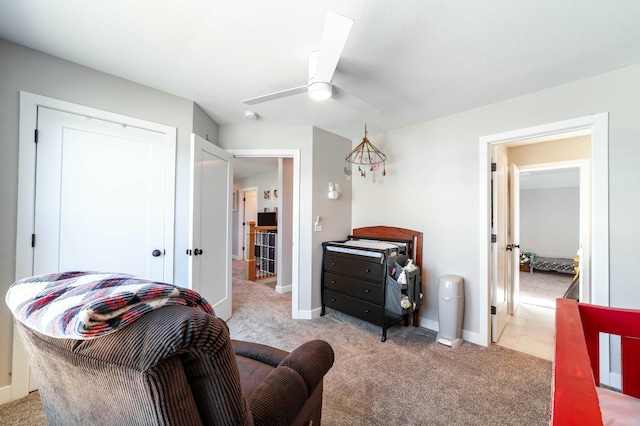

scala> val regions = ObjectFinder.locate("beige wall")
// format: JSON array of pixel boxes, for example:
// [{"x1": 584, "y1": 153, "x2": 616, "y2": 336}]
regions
[{"x1": 508, "y1": 135, "x2": 591, "y2": 165}]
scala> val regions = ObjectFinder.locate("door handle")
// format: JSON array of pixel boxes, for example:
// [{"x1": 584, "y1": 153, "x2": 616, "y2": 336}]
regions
[{"x1": 152, "y1": 249, "x2": 163, "y2": 257}]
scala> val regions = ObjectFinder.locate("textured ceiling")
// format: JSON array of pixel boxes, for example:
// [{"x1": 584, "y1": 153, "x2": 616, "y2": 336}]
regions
[{"x1": 1, "y1": 0, "x2": 640, "y2": 140}]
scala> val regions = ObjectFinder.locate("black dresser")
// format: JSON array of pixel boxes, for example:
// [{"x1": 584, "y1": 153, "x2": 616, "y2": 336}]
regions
[{"x1": 321, "y1": 240, "x2": 420, "y2": 341}]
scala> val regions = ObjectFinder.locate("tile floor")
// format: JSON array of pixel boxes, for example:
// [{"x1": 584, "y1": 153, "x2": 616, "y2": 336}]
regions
[{"x1": 496, "y1": 303, "x2": 555, "y2": 361}]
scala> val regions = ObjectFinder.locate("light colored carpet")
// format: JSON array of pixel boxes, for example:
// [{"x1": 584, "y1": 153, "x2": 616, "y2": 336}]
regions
[
  {"x1": 0, "y1": 261, "x2": 552, "y2": 425},
  {"x1": 228, "y1": 261, "x2": 551, "y2": 425},
  {"x1": 519, "y1": 270, "x2": 573, "y2": 308}
]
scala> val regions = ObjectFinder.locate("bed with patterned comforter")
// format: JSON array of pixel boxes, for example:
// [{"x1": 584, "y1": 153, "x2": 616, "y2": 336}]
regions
[{"x1": 530, "y1": 255, "x2": 578, "y2": 274}]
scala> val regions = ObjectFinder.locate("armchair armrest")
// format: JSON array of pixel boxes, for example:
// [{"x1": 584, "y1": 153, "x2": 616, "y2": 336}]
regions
[
  {"x1": 232, "y1": 339, "x2": 290, "y2": 367},
  {"x1": 245, "y1": 340, "x2": 334, "y2": 425}
]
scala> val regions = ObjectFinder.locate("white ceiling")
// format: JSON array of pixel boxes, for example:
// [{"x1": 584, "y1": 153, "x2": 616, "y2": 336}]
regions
[{"x1": 1, "y1": 1, "x2": 640, "y2": 141}]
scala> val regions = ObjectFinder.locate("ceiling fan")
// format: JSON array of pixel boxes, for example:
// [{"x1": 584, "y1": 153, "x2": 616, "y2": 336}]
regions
[{"x1": 241, "y1": 12, "x2": 378, "y2": 114}]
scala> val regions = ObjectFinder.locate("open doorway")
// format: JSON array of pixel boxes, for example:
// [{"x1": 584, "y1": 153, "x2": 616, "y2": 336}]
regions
[
  {"x1": 479, "y1": 113, "x2": 610, "y2": 371},
  {"x1": 497, "y1": 156, "x2": 588, "y2": 360},
  {"x1": 516, "y1": 166, "x2": 581, "y2": 308},
  {"x1": 230, "y1": 151, "x2": 299, "y2": 302},
  {"x1": 238, "y1": 188, "x2": 257, "y2": 262}
]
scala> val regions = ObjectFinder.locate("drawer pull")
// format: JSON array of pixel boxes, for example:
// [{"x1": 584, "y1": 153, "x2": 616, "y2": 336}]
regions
[
  {"x1": 364, "y1": 309, "x2": 370, "y2": 313},
  {"x1": 331, "y1": 280, "x2": 336, "y2": 284},
  {"x1": 364, "y1": 269, "x2": 370, "y2": 273},
  {"x1": 331, "y1": 262, "x2": 337, "y2": 266},
  {"x1": 365, "y1": 289, "x2": 370, "y2": 293},
  {"x1": 331, "y1": 298, "x2": 336, "y2": 302}
]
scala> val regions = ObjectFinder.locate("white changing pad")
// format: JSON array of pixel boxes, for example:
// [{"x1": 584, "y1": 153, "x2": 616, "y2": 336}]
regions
[{"x1": 326, "y1": 240, "x2": 401, "y2": 258}]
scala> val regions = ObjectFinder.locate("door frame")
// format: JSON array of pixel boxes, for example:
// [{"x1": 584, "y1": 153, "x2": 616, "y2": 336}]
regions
[
  {"x1": 11, "y1": 91, "x2": 177, "y2": 401},
  {"x1": 478, "y1": 113, "x2": 609, "y2": 380},
  {"x1": 227, "y1": 149, "x2": 301, "y2": 316},
  {"x1": 237, "y1": 187, "x2": 258, "y2": 261}
]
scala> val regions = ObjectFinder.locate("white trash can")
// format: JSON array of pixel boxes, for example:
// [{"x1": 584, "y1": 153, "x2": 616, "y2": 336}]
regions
[{"x1": 437, "y1": 275, "x2": 464, "y2": 349}]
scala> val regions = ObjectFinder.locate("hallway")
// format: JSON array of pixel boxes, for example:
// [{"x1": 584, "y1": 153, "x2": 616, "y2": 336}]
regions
[{"x1": 496, "y1": 303, "x2": 555, "y2": 361}]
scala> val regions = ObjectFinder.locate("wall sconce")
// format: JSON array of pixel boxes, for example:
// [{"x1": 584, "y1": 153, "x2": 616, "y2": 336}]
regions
[{"x1": 328, "y1": 182, "x2": 341, "y2": 200}]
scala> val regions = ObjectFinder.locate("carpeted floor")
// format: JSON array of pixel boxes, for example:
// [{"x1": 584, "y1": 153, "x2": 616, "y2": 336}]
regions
[
  {"x1": 519, "y1": 270, "x2": 573, "y2": 308},
  {"x1": 228, "y1": 261, "x2": 552, "y2": 425},
  {"x1": 0, "y1": 262, "x2": 553, "y2": 425}
]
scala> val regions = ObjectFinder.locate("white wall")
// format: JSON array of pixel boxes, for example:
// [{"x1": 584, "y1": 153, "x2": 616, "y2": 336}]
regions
[
  {"x1": 235, "y1": 170, "x2": 279, "y2": 214},
  {"x1": 520, "y1": 187, "x2": 580, "y2": 258},
  {"x1": 0, "y1": 39, "x2": 218, "y2": 393},
  {"x1": 352, "y1": 63, "x2": 640, "y2": 342}
]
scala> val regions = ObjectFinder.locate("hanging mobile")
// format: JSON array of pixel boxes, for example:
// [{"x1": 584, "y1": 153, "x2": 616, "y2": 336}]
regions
[{"x1": 344, "y1": 124, "x2": 388, "y2": 182}]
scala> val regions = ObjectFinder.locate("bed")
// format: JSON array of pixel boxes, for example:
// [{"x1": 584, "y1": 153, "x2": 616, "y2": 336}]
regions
[
  {"x1": 552, "y1": 298, "x2": 640, "y2": 425},
  {"x1": 530, "y1": 254, "x2": 578, "y2": 274},
  {"x1": 321, "y1": 226, "x2": 423, "y2": 341}
]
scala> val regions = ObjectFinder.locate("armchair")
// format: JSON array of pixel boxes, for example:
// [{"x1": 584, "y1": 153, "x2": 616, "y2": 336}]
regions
[{"x1": 13, "y1": 302, "x2": 334, "y2": 425}]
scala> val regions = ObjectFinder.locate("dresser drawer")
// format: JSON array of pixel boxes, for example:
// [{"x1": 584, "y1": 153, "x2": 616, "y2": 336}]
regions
[
  {"x1": 323, "y1": 290, "x2": 383, "y2": 325},
  {"x1": 323, "y1": 272, "x2": 383, "y2": 303},
  {"x1": 323, "y1": 254, "x2": 384, "y2": 281}
]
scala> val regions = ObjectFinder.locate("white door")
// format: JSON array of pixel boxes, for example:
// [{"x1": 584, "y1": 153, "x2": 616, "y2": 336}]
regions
[
  {"x1": 188, "y1": 134, "x2": 233, "y2": 320},
  {"x1": 508, "y1": 164, "x2": 521, "y2": 314},
  {"x1": 243, "y1": 190, "x2": 257, "y2": 260},
  {"x1": 491, "y1": 145, "x2": 508, "y2": 342},
  {"x1": 34, "y1": 107, "x2": 174, "y2": 281}
]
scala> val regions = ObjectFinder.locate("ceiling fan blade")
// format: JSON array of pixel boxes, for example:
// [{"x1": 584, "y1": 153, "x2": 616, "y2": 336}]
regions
[
  {"x1": 333, "y1": 85, "x2": 380, "y2": 115},
  {"x1": 242, "y1": 85, "x2": 307, "y2": 105},
  {"x1": 313, "y1": 12, "x2": 353, "y2": 83}
]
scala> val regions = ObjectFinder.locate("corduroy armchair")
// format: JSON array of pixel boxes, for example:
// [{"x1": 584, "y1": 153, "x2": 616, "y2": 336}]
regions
[{"x1": 15, "y1": 305, "x2": 334, "y2": 425}]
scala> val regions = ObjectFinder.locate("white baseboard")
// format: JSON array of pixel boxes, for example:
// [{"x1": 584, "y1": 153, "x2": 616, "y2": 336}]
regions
[
  {"x1": 609, "y1": 372, "x2": 622, "y2": 390},
  {"x1": 295, "y1": 307, "x2": 322, "y2": 320},
  {"x1": 0, "y1": 385, "x2": 11, "y2": 404},
  {"x1": 420, "y1": 317, "x2": 485, "y2": 347},
  {"x1": 421, "y1": 317, "x2": 439, "y2": 332},
  {"x1": 275, "y1": 284, "x2": 292, "y2": 294}
]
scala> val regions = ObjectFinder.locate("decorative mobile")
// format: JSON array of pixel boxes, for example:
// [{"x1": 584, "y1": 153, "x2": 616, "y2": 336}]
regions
[{"x1": 344, "y1": 125, "x2": 387, "y2": 183}]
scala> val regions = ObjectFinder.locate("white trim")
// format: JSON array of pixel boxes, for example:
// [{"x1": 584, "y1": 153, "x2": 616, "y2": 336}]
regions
[
  {"x1": 12, "y1": 91, "x2": 177, "y2": 401},
  {"x1": 610, "y1": 372, "x2": 622, "y2": 391},
  {"x1": 478, "y1": 113, "x2": 609, "y2": 357},
  {"x1": 227, "y1": 149, "x2": 302, "y2": 319},
  {"x1": 0, "y1": 385, "x2": 10, "y2": 405},
  {"x1": 421, "y1": 317, "x2": 483, "y2": 345},
  {"x1": 275, "y1": 284, "x2": 293, "y2": 293}
]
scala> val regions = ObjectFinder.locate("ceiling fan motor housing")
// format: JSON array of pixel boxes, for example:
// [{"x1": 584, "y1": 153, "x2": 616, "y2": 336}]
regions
[{"x1": 308, "y1": 51, "x2": 332, "y2": 100}]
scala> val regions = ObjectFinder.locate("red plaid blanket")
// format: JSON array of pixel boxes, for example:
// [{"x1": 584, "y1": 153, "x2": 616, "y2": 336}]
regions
[{"x1": 5, "y1": 271, "x2": 215, "y2": 339}]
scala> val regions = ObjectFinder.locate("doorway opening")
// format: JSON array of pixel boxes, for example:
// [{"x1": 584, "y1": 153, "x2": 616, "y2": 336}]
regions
[
  {"x1": 516, "y1": 164, "x2": 583, "y2": 309},
  {"x1": 479, "y1": 113, "x2": 610, "y2": 375},
  {"x1": 498, "y1": 152, "x2": 589, "y2": 360},
  {"x1": 229, "y1": 150, "x2": 300, "y2": 315}
]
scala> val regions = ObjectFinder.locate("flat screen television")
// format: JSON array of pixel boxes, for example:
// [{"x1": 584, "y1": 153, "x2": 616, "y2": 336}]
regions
[{"x1": 257, "y1": 212, "x2": 277, "y2": 226}]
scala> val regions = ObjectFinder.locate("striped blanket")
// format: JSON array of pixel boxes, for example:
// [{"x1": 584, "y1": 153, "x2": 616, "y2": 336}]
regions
[{"x1": 5, "y1": 271, "x2": 215, "y2": 339}]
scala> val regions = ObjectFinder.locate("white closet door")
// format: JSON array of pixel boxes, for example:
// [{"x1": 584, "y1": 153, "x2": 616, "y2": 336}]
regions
[{"x1": 34, "y1": 107, "x2": 172, "y2": 281}]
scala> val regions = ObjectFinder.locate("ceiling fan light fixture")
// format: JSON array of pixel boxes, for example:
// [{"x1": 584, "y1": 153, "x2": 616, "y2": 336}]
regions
[{"x1": 308, "y1": 81, "x2": 332, "y2": 101}]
